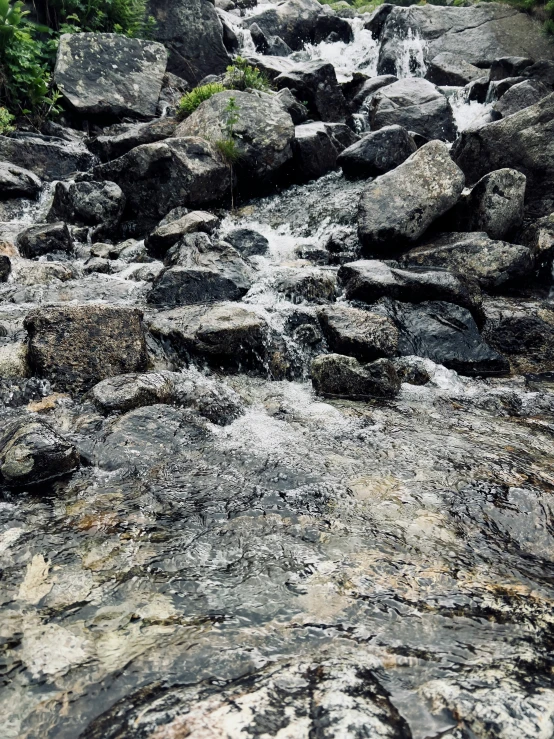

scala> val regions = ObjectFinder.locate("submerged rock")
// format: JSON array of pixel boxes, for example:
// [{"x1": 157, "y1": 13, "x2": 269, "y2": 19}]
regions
[
  {"x1": 317, "y1": 304, "x2": 399, "y2": 361},
  {"x1": 311, "y1": 353, "x2": 401, "y2": 399}
]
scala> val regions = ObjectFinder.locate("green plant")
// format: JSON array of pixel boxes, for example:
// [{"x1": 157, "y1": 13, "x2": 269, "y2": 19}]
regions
[
  {"x1": 44, "y1": 0, "x2": 155, "y2": 37},
  {"x1": 226, "y1": 55, "x2": 270, "y2": 91},
  {"x1": 0, "y1": 105, "x2": 14, "y2": 133},
  {"x1": 177, "y1": 82, "x2": 225, "y2": 118},
  {"x1": 216, "y1": 96, "x2": 242, "y2": 210}
]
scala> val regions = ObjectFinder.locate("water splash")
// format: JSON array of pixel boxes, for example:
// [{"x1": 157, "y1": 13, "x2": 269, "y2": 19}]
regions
[
  {"x1": 395, "y1": 29, "x2": 427, "y2": 78},
  {"x1": 449, "y1": 87, "x2": 494, "y2": 132}
]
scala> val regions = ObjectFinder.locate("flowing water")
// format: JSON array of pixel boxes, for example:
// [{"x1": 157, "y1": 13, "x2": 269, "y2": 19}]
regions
[{"x1": 1, "y1": 14, "x2": 553, "y2": 739}]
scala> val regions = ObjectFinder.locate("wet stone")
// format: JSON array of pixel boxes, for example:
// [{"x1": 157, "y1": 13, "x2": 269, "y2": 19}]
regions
[
  {"x1": 224, "y1": 228, "x2": 270, "y2": 258},
  {"x1": 17, "y1": 222, "x2": 72, "y2": 259},
  {"x1": 311, "y1": 353, "x2": 401, "y2": 399},
  {"x1": 317, "y1": 304, "x2": 399, "y2": 361}
]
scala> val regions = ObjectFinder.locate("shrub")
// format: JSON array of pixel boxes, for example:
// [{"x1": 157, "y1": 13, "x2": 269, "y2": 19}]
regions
[
  {"x1": 226, "y1": 56, "x2": 270, "y2": 91},
  {"x1": 177, "y1": 82, "x2": 226, "y2": 118},
  {"x1": 43, "y1": 0, "x2": 155, "y2": 37},
  {"x1": 0, "y1": 105, "x2": 14, "y2": 133}
]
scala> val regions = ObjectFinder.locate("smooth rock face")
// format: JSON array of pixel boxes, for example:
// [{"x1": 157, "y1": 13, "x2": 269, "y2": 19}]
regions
[
  {"x1": 17, "y1": 223, "x2": 72, "y2": 259},
  {"x1": 492, "y1": 79, "x2": 549, "y2": 119},
  {"x1": 275, "y1": 61, "x2": 348, "y2": 123},
  {"x1": 0, "y1": 414, "x2": 80, "y2": 487},
  {"x1": 358, "y1": 141, "x2": 465, "y2": 252},
  {"x1": 0, "y1": 134, "x2": 96, "y2": 181},
  {"x1": 378, "y1": 299, "x2": 509, "y2": 376},
  {"x1": 369, "y1": 78, "x2": 457, "y2": 142},
  {"x1": 147, "y1": 0, "x2": 230, "y2": 85},
  {"x1": 292, "y1": 122, "x2": 358, "y2": 182},
  {"x1": 146, "y1": 211, "x2": 220, "y2": 257},
  {"x1": 176, "y1": 91, "x2": 295, "y2": 182},
  {"x1": 48, "y1": 181, "x2": 125, "y2": 227},
  {"x1": 24, "y1": 306, "x2": 147, "y2": 394},
  {"x1": 401, "y1": 233, "x2": 534, "y2": 291},
  {"x1": 339, "y1": 259, "x2": 482, "y2": 320},
  {"x1": 90, "y1": 371, "x2": 243, "y2": 424},
  {"x1": 337, "y1": 125, "x2": 417, "y2": 179},
  {"x1": 311, "y1": 354, "x2": 401, "y2": 399},
  {"x1": 445, "y1": 168, "x2": 526, "y2": 239},
  {"x1": 224, "y1": 228, "x2": 270, "y2": 257},
  {"x1": 425, "y1": 52, "x2": 483, "y2": 86},
  {"x1": 317, "y1": 304, "x2": 398, "y2": 361},
  {"x1": 452, "y1": 92, "x2": 554, "y2": 217},
  {"x1": 0, "y1": 161, "x2": 41, "y2": 198},
  {"x1": 92, "y1": 137, "x2": 229, "y2": 225},
  {"x1": 54, "y1": 33, "x2": 168, "y2": 118}
]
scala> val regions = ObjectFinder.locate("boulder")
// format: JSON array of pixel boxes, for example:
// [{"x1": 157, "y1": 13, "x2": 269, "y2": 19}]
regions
[
  {"x1": 492, "y1": 79, "x2": 550, "y2": 119},
  {"x1": 523, "y1": 60, "x2": 554, "y2": 90},
  {"x1": 87, "y1": 118, "x2": 178, "y2": 162},
  {"x1": 47, "y1": 181, "x2": 125, "y2": 227},
  {"x1": 250, "y1": 22, "x2": 293, "y2": 57},
  {"x1": 377, "y1": 299, "x2": 509, "y2": 376},
  {"x1": 443, "y1": 168, "x2": 526, "y2": 239},
  {"x1": 275, "y1": 88, "x2": 309, "y2": 125},
  {"x1": 274, "y1": 61, "x2": 348, "y2": 122},
  {"x1": 317, "y1": 304, "x2": 398, "y2": 360},
  {"x1": 273, "y1": 266, "x2": 336, "y2": 303},
  {"x1": 358, "y1": 141, "x2": 465, "y2": 253},
  {"x1": 0, "y1": 161, "x2": 41, "y2": 199},
  {"x1": 400, "y1": 232, "x2": 534, "y2": 291},
  {"x1": 350, "y1": 75, "x2": 397, "y2": 112},
  {"x1": 452, "y1": 92, "x2": 554, "y2": 217},
  {"x1": 147, "y1": 0, "x2": 230, "y2": 85},
  {"x1": 377, "y1": 5, "x2": 554, "y2": 74},
  {"x1": 291, "y1": 122, "x2": 359, "y2": 182},
  {"x1": 0, "y1": 134, "x2": 96, "y2": 181},
  {"x1": 224, "y1": 228, "x2": 269, "y2": 257},
  {"x1": 490, "y1": 57, "x2": 534, "y2": 81},
  {"x1": 425, "y1": 52, "x2": 483, "y2": 86},
  {"x1": 369, "y1": 78, "x2": 457, "y2": 142},
  {"x1": 54, "y1": 33, "x2": 168, "y2": 118},
  {"x1": 24, "y1": 306, "x2": 147, "y2": 394},
  {"x1": 518, "y1": 212, "x2": 554, "y2": 277},
  {"x1": 0, "y1": 255, "x2": 11, "y2": 282},
  {"x1": 92, "y1": 137, "x2": 230, "y2": 225},
  {"x1": 339, "y1": 259, "x2": 482, "y2": 320},
  {"x1": 0, "y1": 414, "x2": 80, "y2": 487},
  {"x1": 311, "y1": 354, "x2": 401, "y2": 399},
  {"x1": 337, "y1": 125, "x2": 417, "y2": 179},
  {"x1": 245, "y1": 0, "x2": 352, "y2": 51},
  {"x1": 147, "y1": 302, "x2": 270, "y2": 369},
  {"x1": 17, "y1": 222, "x2": 72, "y2": 259},
  {"x1": 145, "y1": 210, "x2": 220, "y2": 257},
  {"x1": 90, "y1": 370, "x2": 243, "y2": 424},
  {"x1": 175, "y1": 91, "x2": 295, "y2": 182},
  {"x1": 147, "y1": 233, "x2": 254, "y2": 306}
]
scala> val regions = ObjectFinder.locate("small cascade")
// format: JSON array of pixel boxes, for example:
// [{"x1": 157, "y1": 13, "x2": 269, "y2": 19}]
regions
[
  {"x1": 449, "y1": 87, "x2": 494, "y2": 132},
  {"x1": 395, "y1": 29, "x2": 428, "y2": 78}
]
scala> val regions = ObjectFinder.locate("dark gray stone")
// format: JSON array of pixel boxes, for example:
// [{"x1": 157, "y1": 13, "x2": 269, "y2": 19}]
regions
[
  {"x1": 17, "y1": 222, "x2": 72, "y2": 259},
  {"x1": 493, "y1": 79, "x2": 550, "y2": 118},
  {"x1": 337, "y1": 125, "x2": 417, "y2": 179},
  {"x1": 275, "y1": 60, "x2": 348, "y2": 122},
  {"x1": 48, "y1": 181, "x2": 125, "y2": 227},
  {"x1": 145, "y1": 210, "x2": 220, "y2": 257},
  {"x1": 425, "y1": 52, "x2": 483, "y2": 86},
  {"x1": 0, "y1": 161, "x2": 41, "y2": 199},
  {"x1": 311, "y1": 354, "x2": 401, "y2": 399},
  {"x1": 317, "y1": 304, "x2": 398, "y2": 360},
  {"x1": 0, "y1": 134, "x2": 96, "y2": 181},
  {"x1": 350, "y1": 75, "x2": 397, "y2": 112},
  {"x1": 0, "y1": 255, "x2": 11, "y2": 282},
  {"x1": 291, "y1": 122, "x2": 358, "y2": 182},
  {"x1": 490, "y1": 57, "x2": 534, "y2": 81},
  {"x1": 87, "y1": 118, "x2": 178, "y2": 162},
  {"x1": 224, "y1": 228, "x2": 269, "y2": 257}
]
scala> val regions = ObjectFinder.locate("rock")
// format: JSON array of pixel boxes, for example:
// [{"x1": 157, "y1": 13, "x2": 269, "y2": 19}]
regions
[
  {"x1": 488, "y1": 75, "x2": 526, "y2": 102},
  {"x1": 444, "y1": 168, "x2": 526, "y2": 239},
  {"x1": 145, "y1": 210, "x2": 220, "y2": 257},
  {"x1": 452, "y1": 92, "x2": 554, "y2": 217},
  {"x1": 377, "y1": 5, "x2": 554, "y2": 74},
  {"x1": 175, "y1": 91, "x2": 295, "y2": 182},
  {"x1": 291, "y1": 122, "x2": 358, "y2": 182},
  {"x1": 339, "y1": 259, "x2": 482, "y2": 320},
  {"x1": 0, "y1": 341, "x2": 29, "y2": 378},
  {"x1": 219, "y1": 12, "x2": 240, "y2": 54},
  {"x1": 47, "y1": 181, "x2": 125, "y2": 227},
  {"x1": 518, "y1": 212, "x2": 554, "y2": 277},
  {"x1": 0, "y1": 161, "x2": 41, "y2": 199},
  {"x1": 90, "y1": 370, "x2": 243, "y2": 424},
  {"x1": 24, "y1": 306, "x2": 147, "y2": 394},
  {"x1": 492, "y1": 79, "x2": 550, "y2": 119},
  {"x1": 147, "y1": 302, "x2": 270, "y2": 370},
  {"x1": 350, "y1": 75, "x2": 397, "y2": 112},
  {"x1": 148, "y1": 0, "x2": 230, "y2": 85},
  {"x1": 358, "y1": 141, "x2": 465, "y2": 253},
  {"x1": 490, "y1": 57, "x2": 534, "y2": 81},
  {"x1": 127, "y1": 263, "x2": 164, "y2": 282},
  {"x1": 0, "y1": 134, "x2": 96, "y2": 181},
  {"x1": 275, "y1": 61, "x2": 348, "y2": 122},
  {"x1": 392, "y1": 355, "x2": 431, "y2": 385},
  {"x1": 311, "y1": 354, "x2": 401, "y2": 399},
  {"x1": 369, "y1": 78, "x2": 457, "y2": 142},
  {"x1": 317, "y1": 304, "x2": 398, "y2": 360},
  {"x1": 245, "y1": 0, "x2": 352, "y2": 51},
  {"x1": 9, "y1": 260, "x2": 79, "y2": 286},
  {"x1": 54, "y1": 33, "x2": 167, "y2": 118},
  {"x1": 401, "y1": 232, "x2": 534, "y2": 291},
  {"x1": 274, "y1": 267, "x2": 336, "y2": 303},
  {"x1": 92, "y1": 137, "x2": 230, "y2": 226},
  {"x1": 224, "y1": 228, "x2": 270, "y2": 258},
  {"x1": 87, "y1": 118, "x2": 178, "y2": 162},
  {"x1": 0, "y1": 255, "x2": 10, "y2": 281},
  {"x1": 147, "y1": 233, "x2": 254, "y2": 306},
  {"x1": 465, "y1": 76, "x2": 490, "y2": 104},
  {"x1": 250, "y1": 22, "x2": 293, "y2": 56},
  {"x1": 377, "y1": 299, "x2": 509, "y2": 376},
  {"x1": 337, "y1": 125, "x2": 417, "y2": 179},
  {"x1": 0, "y1": 414, "x2": 80, "y2": 487},
  {"x1": 522, "y1": 60, "x2": 554, "y2": 90},
  {"x1": 275, "y1": 88, "x2": 309, "y2": 125},
  {"x1": 425, "y1": 52, "x2": 483, "y2": 86},
  {"x1": 17, "y1": 223, "x2": 72, "y2": 259}
]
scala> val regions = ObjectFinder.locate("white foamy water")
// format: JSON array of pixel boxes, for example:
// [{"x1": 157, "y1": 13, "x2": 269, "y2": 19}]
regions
[
  {"x1": 394, "y1": 29, "x2": 427, "y2": 78},
  {"x1": 449, "y1": 88, "x2": 494, "y2": 132}
]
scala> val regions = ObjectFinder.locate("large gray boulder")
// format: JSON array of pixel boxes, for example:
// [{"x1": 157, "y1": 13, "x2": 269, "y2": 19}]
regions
[
  {"x1": 175, "y1": 91, "x2": 295, "y2": 182},
  {"x1": 358, "y1": 141, "x2": 465, "y2": 253},
  {"x1": 147, "y1": 0, "x2": 230, "y2": 86},
  {"x1": 369, "y1": 78, "x2": 457, "y2": 142},
  {"x1": 92, "y1": 137, "x2": 230, "y2": 225},
  {"x1": 0, "y1": 161, "x2": 41, "y2": 198},
  {"x1": 146, "y1": 210, "x2": 220, "y2": 257},
  {"x1": 337, "y1": 125, "x2": 417, "y2": 180},
  {"x1": 377, "y1": 5, "x2": 554, "y2": 75},
  {"x1": 274, "y1": 61, "x2": 348, "y2": 123},
  {"x1": 292, "y1": 122, "x2": 358, "y2": 182},
  {"x1": 311, "y1": 354, "x2": 401, "y2": 399},
  {"x1": 24, "y1": 306, "x2": 147, "y2": 394},
  {"x1": 54, "y1": 33, "x2": 168, "y2": 118},
  {"x1": 17, "y1": 222, "x2": 72, "y2": 259},
  {"x1": 0, "y1": 134, "x2": 96, "y2": 181},
  {"x1": 452, "y1": 92, "x2": 554, "y2": 217},
  {"x1": 492, "y1": 79, "x2": 550, "y2": 119},
  {"x1": 87, "y1": 118, "x2": 178, "y2": 162},
  {"x1": 317, "y1": 304, "x2": 398, "y2": 361},
  {"x1": 425, "y1": 52, "x2": 483, "y2": 87},
  {"x1": 47, "y1": 180, "x2": 125, "y2": 227}
]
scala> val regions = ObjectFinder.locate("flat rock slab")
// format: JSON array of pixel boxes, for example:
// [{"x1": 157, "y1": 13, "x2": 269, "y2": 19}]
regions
[
  {"x1": 54, "y1": 33, "x2": 168, "y2": 118},
  {"x1": 0, "y1": 134, "x2": 96, "y2": 181},
  {"x1": 24, "y1": 305, "x2": 147, "y2": 394}
]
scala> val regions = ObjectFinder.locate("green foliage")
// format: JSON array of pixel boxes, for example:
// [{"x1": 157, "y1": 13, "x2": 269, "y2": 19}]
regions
[
  {"x1": 217, "y1": 96, "x2": 242, "y2": 210},
  {"x1": 225, "y1": 56, "x2": 270, "y2": 91},
  {"x1": 215, "y1": 137, "x2": 241, "y2": 164},
  {"x1": 0, "y1": 105, "x2": 14, "y2": 133},
  {"x1": 177, "y1": 82, "x2": 226, "y2": 118},
  {"x1": 44, "y1": 0, "x2": 155, "y2": 37}
]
